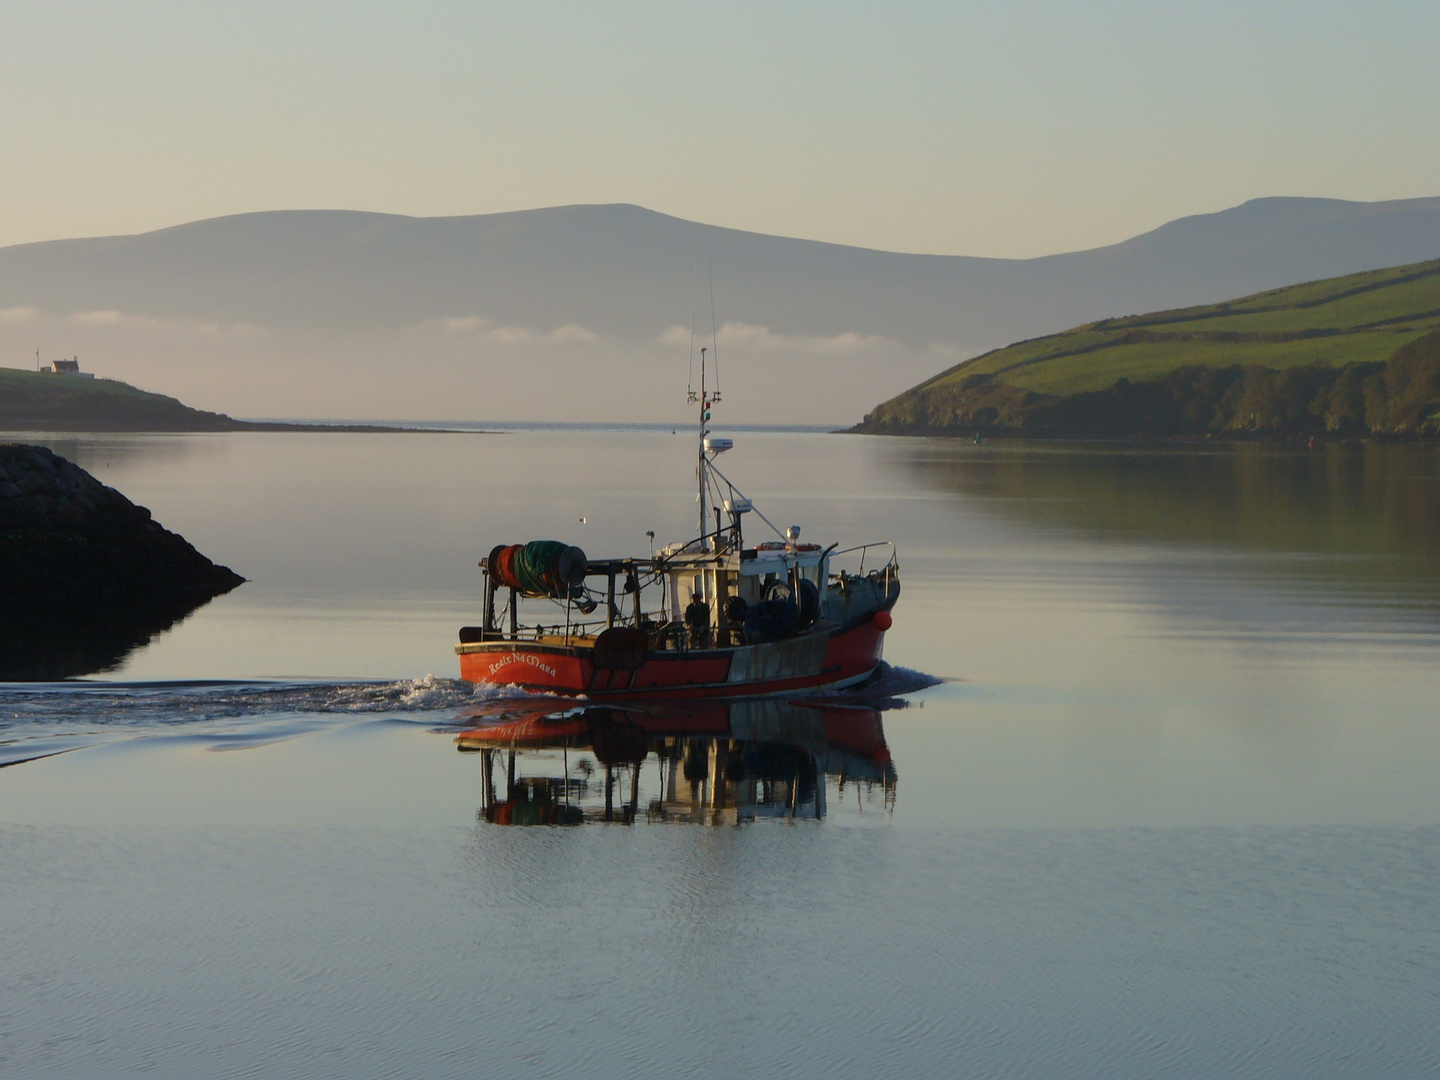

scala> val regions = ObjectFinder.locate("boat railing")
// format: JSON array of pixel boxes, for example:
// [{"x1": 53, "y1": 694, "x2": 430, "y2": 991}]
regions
[
  {"x1": 829, "y1": 541, "x2": 897, "y2": 577},
  {"x1": 827, "y1": 541, "x2": 899, "y2": 603},
  {"x1": 493, "y1": 616, "x2": 710, "y2": 654},
  {"x1": 477, "y1": 549, "x2": 681, "y2": 643}
]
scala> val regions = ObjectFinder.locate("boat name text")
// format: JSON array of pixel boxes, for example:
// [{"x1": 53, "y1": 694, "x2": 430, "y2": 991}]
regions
[{"x1": 488, "y1": 653, "x2": 558, "y2": 678}]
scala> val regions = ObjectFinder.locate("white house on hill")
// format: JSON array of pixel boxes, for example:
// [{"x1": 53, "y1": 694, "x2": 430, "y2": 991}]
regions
[{"x1": 45, "y1": 357, "x2": 95, "y2": 379}]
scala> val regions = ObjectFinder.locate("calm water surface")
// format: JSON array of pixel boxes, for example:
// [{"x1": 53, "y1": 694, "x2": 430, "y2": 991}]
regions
[{"x1": 3, "y1": 430, "x2": 1439, "y2": 1078}]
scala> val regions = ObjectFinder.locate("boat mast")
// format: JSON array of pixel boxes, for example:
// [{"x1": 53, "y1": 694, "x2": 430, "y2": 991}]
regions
[
  {"x1": 697, "y1": 346, "x2": 709, "y2": 543},
  {"x1": 690, "y1": 275, "x2": 721, "y2": 551}
]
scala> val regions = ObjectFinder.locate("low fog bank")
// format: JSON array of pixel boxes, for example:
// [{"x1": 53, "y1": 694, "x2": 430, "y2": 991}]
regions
[{"x1": 0, "y1": 317, "x2": 944, "y2": 426}]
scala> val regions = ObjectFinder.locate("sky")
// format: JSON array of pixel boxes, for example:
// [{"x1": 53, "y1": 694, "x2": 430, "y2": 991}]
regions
[{"x1": 3, "y1": 0, "x2": 1438, "y2": 259}]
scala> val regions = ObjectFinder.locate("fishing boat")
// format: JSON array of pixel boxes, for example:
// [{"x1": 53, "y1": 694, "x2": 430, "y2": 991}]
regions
[{"x1": 455, "y1": 346, "x2": 899, "y2": 699}]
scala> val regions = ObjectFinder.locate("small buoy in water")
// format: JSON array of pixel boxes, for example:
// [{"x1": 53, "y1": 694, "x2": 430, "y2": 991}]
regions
[{"x1": 579, "y1": 516, "x2": 587, "y2": 524}]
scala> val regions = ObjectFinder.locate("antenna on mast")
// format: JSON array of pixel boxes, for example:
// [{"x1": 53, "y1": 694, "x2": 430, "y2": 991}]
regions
[
  {"x1": 697, "y1": 345, "x2": 709, "y2": 538},
  {"x1": 686, "y1": 272, "x2": 698, "y2": 404},
  {"x1": 707, "y1": 260, "x2": 720, "y2": 400},
  {"x1": 688, "y1": 267, "x2": 723, "y2": 548}
]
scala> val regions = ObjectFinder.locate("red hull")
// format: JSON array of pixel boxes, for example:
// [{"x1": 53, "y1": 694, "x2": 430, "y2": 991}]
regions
[{"x1": 457, "y1": 619, "x2": 886, "y2": 700}]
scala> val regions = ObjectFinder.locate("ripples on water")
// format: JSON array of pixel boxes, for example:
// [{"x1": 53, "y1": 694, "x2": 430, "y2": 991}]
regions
[
  {"x1": 0, "y1": 663, "x2": 940, "y2": 768},
  {"x1": 2, "y1": 674, "x2": 503, "y2": 728},
  {"x1": 0, "y1": 676, "x2": 493, "y2": 765},
  {"x1": 0, "y1": 663, "x2": 939, "y2": 730}
]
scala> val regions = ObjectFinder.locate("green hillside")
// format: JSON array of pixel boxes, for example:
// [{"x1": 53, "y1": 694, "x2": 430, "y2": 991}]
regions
[
  {"x1": 0, "y1": 368, "x2": 420, "y2": 432},
  {"x1": 855, "y1": 259, "x2": 1440, "y2": 439},
  {"x1": 0, "y1": 368, "x2": 253, "y2": 431}
]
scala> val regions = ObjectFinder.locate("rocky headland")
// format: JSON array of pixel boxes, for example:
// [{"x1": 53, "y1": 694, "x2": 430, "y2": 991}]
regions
[{"x1": 0, "y1": 444, "x2": 244, "y2": 679}]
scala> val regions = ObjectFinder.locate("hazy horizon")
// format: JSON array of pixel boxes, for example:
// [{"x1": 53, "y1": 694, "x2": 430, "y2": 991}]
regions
[{"x1": 5, "y1": 196, "x2": 1440, "y2": 425}]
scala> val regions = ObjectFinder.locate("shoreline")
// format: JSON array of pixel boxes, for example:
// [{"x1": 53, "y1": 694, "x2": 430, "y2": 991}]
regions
[
  {"x1": 840, "y1": 424, "x2": 1440, "y2": 445},
  {"x1": 0, "y1": 420, "x2": 499, "y2": 434}
]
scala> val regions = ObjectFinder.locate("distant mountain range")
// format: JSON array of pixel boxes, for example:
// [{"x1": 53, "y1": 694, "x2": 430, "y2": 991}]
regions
[{"x1": 2, "y1": 197, "x2": 1438, "y2": 424}]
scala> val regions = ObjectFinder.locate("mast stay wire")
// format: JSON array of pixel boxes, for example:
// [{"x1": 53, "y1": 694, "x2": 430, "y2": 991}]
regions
[{"x1": 704, "y1": 458, "x2": 788, "y2": 542}]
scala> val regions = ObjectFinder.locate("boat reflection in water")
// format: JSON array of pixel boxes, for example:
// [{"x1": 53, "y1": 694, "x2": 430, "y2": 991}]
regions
[{"x1": 455, "y1": 698, "x2": 896, "y2": 826}]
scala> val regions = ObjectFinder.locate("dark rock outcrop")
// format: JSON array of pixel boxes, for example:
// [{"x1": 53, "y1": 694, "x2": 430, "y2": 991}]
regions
[{"x1": 0, "y1": 444, "x2": 244, "y2": 679}]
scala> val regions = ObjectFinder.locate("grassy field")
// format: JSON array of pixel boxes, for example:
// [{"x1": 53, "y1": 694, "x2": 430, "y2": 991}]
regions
[
  {"x1": 858, "y1": 258, "x2": 1440, "y2": 439},
  {"x1": 1, "y1": 367, "x2": 179, "y2": 404}
]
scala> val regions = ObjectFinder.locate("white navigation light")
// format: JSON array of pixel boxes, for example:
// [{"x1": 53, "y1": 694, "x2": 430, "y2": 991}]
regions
[
  {"x1": 703, "y1": 437, "x2": 733, "y2": 455},
  {"x1": 786, "y1": 525, "x2": 801, "y2": 543}
]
